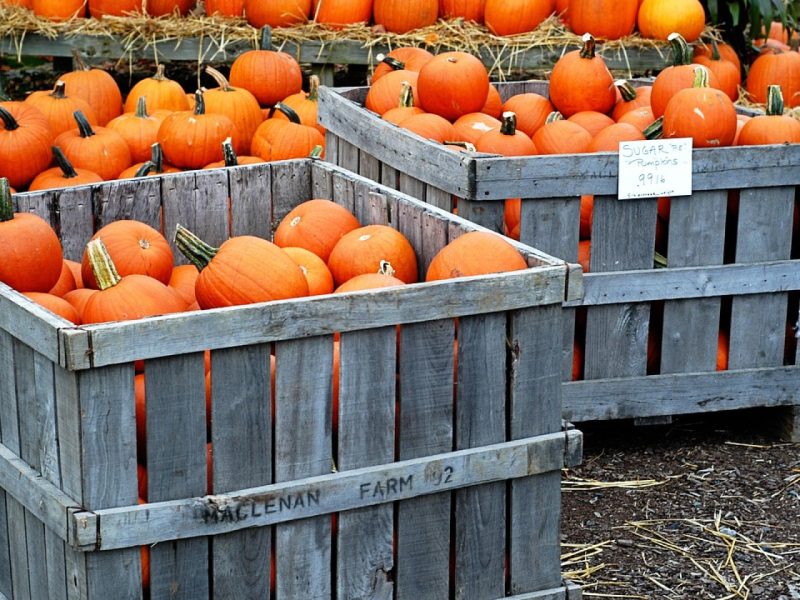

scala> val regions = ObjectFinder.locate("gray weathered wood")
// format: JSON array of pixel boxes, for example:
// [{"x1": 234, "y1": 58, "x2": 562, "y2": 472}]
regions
[
  {"x1": 146, "y1": 353, "x2": 209, "y2": 599},
  {"x1": 0, "y1": 283, "x2": 70, "y2": 367},
  {"x1": 324, "y1": 130, "x2": 339, "y2": 166},
  {"x1": 52, "y1": 187, "x2": 95, "y2": 263},
  {"x1": 425, "y1": 186, "x2": 454, "y2": 212},
  {"x1": 0, "y1": 490, "x2": 8, "y2": 600},
  {"x1": 503, "y1": 580, "x2": 583, "y2": 600},
  {"x1": 396, "y1": 319, "x2": 455, "y2": 600},
  {"x1": 272, "y1": 160, "x2": 312, "y2": 229},
  {"x1": 311, "y1": 159, "x2": 334, "y2": 200},
  {"x1": 210, "y1": 345, "x2": 272, "y2": 598},
  {"x1": 357, "y1": 151, "x2": 381, "y2": 185},
  {"x1": 229, "y1": 163, "x2": 272, "y2": 239},
  {"x1": 396, "y1": 199, "x2": 424, "y2": 281},
  {"x1": 91, "y1": 177, "x2": 162, "y2": 235},
  {"x1": 331, "y1": 170, "x2": 357, "y2": 216},
  {"x1": 338, "y1": 139, "x2": 361, "y2": 174},
  {"x1": 336, "y1": 328, "x2": 396, "y2": 600},
  {"x1": 457, "y1": 197, "x2": 504, "y2": 235},
  {"x1": 274, "y1": 336, "x2": 333, "y2": 599},
  {"x1": 455, "y1": 314, "x2": 506, "y2": 600},
  {"x1": 420, "y1": 211, "x2": 450, "y2": 278}
]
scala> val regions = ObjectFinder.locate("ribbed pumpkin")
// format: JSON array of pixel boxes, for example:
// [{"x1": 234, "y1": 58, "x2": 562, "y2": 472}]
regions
[
  {"x1": 81, "y1": 219, "x2": 174, "y2": 289},
  {"x1": 245, "y1": 0, "x2": 311, "y2": 27},
  {"x1": 118, "y1": 142, "x2": 181, "y2": 179},
  {"x1": 23, "y1": 292, "x2": 81, "y2": 324},
  {"x1": 417, "y1": 51, "x2": 490, "y2": 121},
  {"x1": 63, "y1": 288, "x2": 98, "y2": 317},
  {"x1": 0, "y1": 102, "x2": 52, "y2": 189},
  {"x1": 328, "y1": 225, "x2": 418, "y2": 286},
  {"x1": 106, "y1": 97, "x2": 170, "y2": 163},
  {"x1": 202, "y1": 66, "x2": 263, "y2": 155},
  {"x1": 313, "y1": 0, "x2": 373, "y2": 27},
  {"x1": 692, "y1": 40, "x2": 740, "y2": 101},
  {"x1": 25, "y1": 81, "x2": 98, "y2": 138},
  {"x1": 745, "y1": 48, "x2": 800, "y2": 108},
  {"x1": 549, "y1": 34, "x2": 616, "y2": 117},
  {"x1": 29, "y1": 146, "x2": 104, "y2": 191},
  {"x1": 158, "y1": 90, "x2": 234, "y2": 169},
  {"x1": 738, "y1": 85, "x2": 800, "y2": 145},
  {"x1": 567, "y1": 111, "x2": 615, "y2": 136},
  {"x1": 123, "y1": 65, "x2": 191, "y2": 113},
  {"x1": 49, "y1": 260, "x2": 78, "y2": 297},
  {"x1": 273, "y1": 74, "x2": 324, "y2": 134},
  {"x1": 334, "y1": 263, "x2": 406, "y2": 292},
  {"x1": 283, "y1": 246, "x2": 335, "y2": 295},
  {"x1": 32, "y1": 0, "x2": 86, "y2": 20},
  {"x1": 0, "y1": 178, "x2": 63, "y2": 293},
  {"x1": 484, "y1": 0, "x2": 554, "y2": 36},
  {"x1": 81, "y1": 239, "x2": 184, "y2": 325},
  {"x1": 662, "y1": 67, "x2": 737, "y2": 147},
  {"x1": 88, "y1": 0, "x2": 141, "y2": 17},
  {"x1": 568, "y1": 0, "x2": 638, "y2": 40},
  {"x1": 251, "y1": 103, "x2": 325, "y2": 161},
  {"x1": 229, "y1": 50, "x2": 303, "y2": 107},
  {"x1": 3, "y1": 0, "x2": 31, "y2": 7},
  {"x1": 382, "y1": 81, "x2": 425, "y2": 125},
  {"x1": 452, "y1": 112, "x2": 501, "y2": 144},
  {"x1": 611, "y1": 81, "x2": 652, "y2": 121},
  {"x1": 366, "y1": 70, "x2": 420, "y2": 116},
  {"x1": 274, "y1": 199, "x2": 361, "y2": 261},
  {"x1": 638, "y1": 0, "x2": 705, "y2": 42},
  {"x1": 175, "y1": 225, "x2": 309, "y2": 309},
  {"x1": 371, "y1": 47, "x2": 435, "y2": 83},
  {"x1": 400, "y1": 113, "x2": 457, "y2": 143},
  {"x1": 693, "y1": 41, "x2": 741, "y2": 72},
  {"x1": 59, "y1": 54, "x2": 123, "y2": 126},
  {"x1": 439, "y1": 0, "x2": 486, "y2": 22},
  {"x1": 167, "y1": 263, "x2": 199, "y2": 306},
  {"x1": 205, "y1": 0, "x2": 243, "y2": 16},
  {"x1": 481, "y1": 83, "x2": 503, "y2": 118},
  {"x1": 54, "y1": 111, "x2": 132, "y2": 181},
  {"x1": 475, "y1": 112, "x2": 537, "y2": 155},
  {"x1": 426, "y1": 231, "x2": 526, "y2": 281},
  {"x1": 147, "y1": 0, "x2": 195, "y2": 15},
  {"x1": 502, "y1": 92, "x2": 553, "y2": 137},
  {"x1": 203, "y1": 138, "x2": 264, "y2": 169},
  {"x1": 532, "y1": 111, "x2": 592, "y2": 154},
  {"x1": 373, "y1": 0, "x2": 438, "y2": 33},
  {"x1": 587, "y1": 122, "x2": 645, "y2": 152},
  {"x1": 618, "y1": 105, "x2": 656, "y2": 132}
]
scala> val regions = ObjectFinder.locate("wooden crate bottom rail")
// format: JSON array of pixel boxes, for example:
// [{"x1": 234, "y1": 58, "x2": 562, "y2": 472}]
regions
[
  {"x1": 506, "y1": 581, "x2": 582, "y2": 600},
  {"x1": 563, "y1": 259, "x2": 800, "y2": 307}
]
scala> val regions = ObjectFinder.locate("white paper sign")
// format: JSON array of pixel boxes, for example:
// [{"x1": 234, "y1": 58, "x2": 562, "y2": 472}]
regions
[{"x1": 618, "y1": 138, "x2": 693, "y2": 200}]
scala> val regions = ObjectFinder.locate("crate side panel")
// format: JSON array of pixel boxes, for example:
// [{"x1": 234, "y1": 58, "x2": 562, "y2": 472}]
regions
[
  {"x1": 336, "y1": 327, "x2": 397, "y2": 600},
  {"x1": 92, "y1": 178, "x2": 162, "y2": 233},
  {"x1": 54, "y1": 187, "x2": 95, "y2": 263},
  {"x1": 397, "y1": 199, "x2": 424, "y2": 282},
  {"x1": 425, "y1": 186, "x2": 454, "y2": 212},
  {"x1": 331, "y1": 170, "x2": 357, "y2": 215},
  {"x1": 274, "y1": 336, "x2": 334, "y2": 599},
  {"x1": 272, "y1": 161, "x2": 313, "y2": 230},
  {"x1": 311, "y1": 160, "x2": 334, "y2": 201},
  {"x1": 229, "y1": 163, "x2": 272, "y2": 239},
  {"x1": 420, "y1": 211, "x2": 450, "y2": 280},
  {"x1": 396, "y1": 319, "x2": 455, "y2": 600},
  {"x1": 210, "y1": 344, "x2": 273, "y2": 598},
  {"x1": 457, "y1": 198, "x2": 504, "y2": 236},
  {"x1": 358, "y1": 151, "x2": 381, "y2": 185},
  {"x1": 338, "y1": 139, "x2": 360, "y2": 174},
  {"x1": 455, "y1": 314, "x2": 507, "y2": 600},
  {"x1": 325, "y1": 130, "x2": 339, "y2": 165}
]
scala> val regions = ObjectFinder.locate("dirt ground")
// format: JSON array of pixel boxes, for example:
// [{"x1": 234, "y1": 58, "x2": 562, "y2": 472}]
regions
[{"x1": 561, "y1": 409, "x2": 800, "y2": 600}]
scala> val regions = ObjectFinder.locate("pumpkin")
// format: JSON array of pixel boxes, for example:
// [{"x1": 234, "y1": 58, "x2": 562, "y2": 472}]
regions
[
  {"x1": 503, "y1": 198, "x2": 520, "y2": 240},
  {"x1": 717, "y1": 331, "x2": 729, "y2": 371},
  {"x1": 174, "y1": 225, "x2": 309, "y2": 309},
  {"x1": 502, "y1": 92, "x2": 553, "y2": 136},
  {"x1": 732, "y1": 113, "x2": 750, "y2": 145},
  {"x1": 373, "y1": 0, "x2": 438, "y2": 33},
  {"x1": 371, "y1": 48, "x2": 435, "y2": 83},
  {"x1": 274, "y1": 199, "x2": 361, "y2": 261},
  {"x1": 250, "y1": 103, "x2": 325, "y2": 161},
  {"x1": 0, "y1": 178, "x2": 63, "y2": 293},
  {"x1": 475, "y1": 111, "x2": 537, "y2": 155},
  {"x1": 229, "y1": 50, "x2": 303, "y2": 107},
  {"x1": 0, "y1": 101, "x2": 52, "y2": 189},
  {"x1": 158, "y1": 90, "x2": 234, "y2": 169},
  {"x1": 484, "y1": 0, "x2": 554, "y2": 36},
  {"x1": 548, "y1": 34, "x2": 616, "y2": 117},
  {"x1": 555, "y1": 0, "x2": 568, "y2": 18},
  {"x1": 203, "y1": 138, "x2": 264, "y2": 169},
  {"x1": 617, "y1": 105, "x2": 656, "y2": 132},
  {"x1": 417, "y1": 51, "x2": 490, "y2": 121},
  {"x1": 118, "y1": 142, "x2": 181, "y2": 179},
  {"x1": 81, "y1": 239, "x2": 185, "y2": 324},
  {"x1": 579, "y1": 195, "x2": 593, "y2": 239},
  {"x1": 738, "y1": 85, "x2": 800, "y2": 145},
  {"x1": 29, "y1": 146, "x2": 104, "y2": 190},
  {"x1": 283, "y1": 246, "x2": 335, "y2": 295},
  {"x1": 366, "y1": 70, "x2": 420, "y2": 116},
  {"x1": 745, "y1": 48, "x2": 800, "y2": 108},
  {"x1": 23, "y1": 292, "x2": 81, "y2": 324},
  {"x1": 32, "y1": 0, "x2": 86, "y2": 20},
  {"x1": 693, "y1": 40, "x2": 740, "y2": 72},
  {"x1": 662, "y1": 67, "x2": 737, "y2": 147},
  {"x1": 245, "y1": 0, "x2": 311, "y2": 27},
  {"x1": 49, "y1": 260, "x2": 78, "y2": 297},
  {"x1": 59, "y1": 53, "x2": 123, "y2": 126},
  {"x1": 611, "y1": 81, "x2": 652, "y2": 121},
  {"x1": 54, "y1": 111, "x2": 132, "y2": 181},
  {"x1": 334, "y1": 261, "x2": 406, "y2": 292},
  {"x1": 327, "y1": 225, "x2": 418, "y2": 286},
  {"x1": 205, "y1": 0, "x2": 243, "y2": 16},
  {"x1": 577, "y1": 239, "x2": 590, "y2": 272},
  {"x1": 273, "y1": 74, "x2": 324, "y2": 135},
  {"x1": 63, "y1": 288, "x2": 98, "y2": 317},
  {"x1": 532, "y1": 111, "x2": 592, "y2": 154},
  {"x1": 425, "y1": 231, "x2": 526, "y2": 281},
  {"x1": 481, "y1": 83, "x2": 503, "y2": 118},
  {"x1": 81, "y1": 219, "x2": 174, "y2": 289},
  {"x1": 167, "y1": 263, "x2": 199, "y2": 306},
  {"x1": 106, "y1": 97, "x2": 169, "y2": 164},
  {"x1": 147, "y1": 0, "x2": 195, "y2": 15},
  {"x1": 3, "y1": 0, "x2": 31, "y2": 7},
  {"x1": 637, "y1": 0, "x2": 705, "y2": 42},
  {"x1": 568, "y1": 0, "x2": 638, "y2": 40},
  {"x1": 88, "y1": 0, "x2": 141, "y2": 18},
  {"x1": 587, "y1": 122, "x2": 645, "y2": 152},
  {"x1": 202, "y1": 66, "x2": 263, "y2": 155},
  {"x1": 65, "y1": 259, "x2": 82, "y2": 288},
  {"x1": 123, "y1": 65, "x2": 191, "y2": 113},
  {"x1": 25, "y1": 80, "x2": 99, "y2": 138},
  {"x1": 439, "y1": 0, "x2": 485, "y2": 23},
  {"x1": 452, "y1": 112, "x2": 501, "y2": 145},
  {"x1": 567, "y1": 111, "x2": 615, "y2": 137},
  {"x1": 312, "y1": 0, "x2": 373, "y2": 27},
  {"x1": 400, "y1": 113, "x2": 457, "y2": 143},
  {"x1": 692, "y1": 39, "x2": 741, "y2": 101},
  {"x1": 382, "y1": 81, "x2": 425, "y2": 125}
]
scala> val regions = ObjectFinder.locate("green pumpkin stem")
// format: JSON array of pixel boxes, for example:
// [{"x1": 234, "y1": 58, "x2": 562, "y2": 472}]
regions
[
  {"x1": 309, "y1": 145, "x2": 324, "y2": 159},
  {"x1": 614, "y1": 80, "x2": 638, "y2": 102},
  {"x1": 0, "y1": 106, "x2": 19, "y2": 131},
  {"x1": 205, "y1": 66, "x2": 234, "y2": 92},
  {"x1": 398, "y1": 81, "x2": 414, "y2": 108},
  {"x1": 134, "y1": 162, "x2": 156, "y2": 177},
  {"x1": 443, "y1": 141, "x2": 477, "y2": 152},
  {"x1": 0, "y1": 178, "x2": 12, "y2": 222},
  {"x1": 74, "y1": 111, "x2": 95, "y2": 138},
  {"x1": 765, "y1": 85, "x2": 785, "y2": 116},
  {"x1": 500, "y1": 111, "x2": 518, "y2": 135},
  {"x1": 175, "y1": 224, "x2": 219, "y2": 271},
  {"x1": 379, "y1": 55, "x2": 405, "y2": 71},
  {"x1": 86, "y1": 238, "x2": 122, "y2": 291},
  {"x1": 153, "y1": 64, "x2": 167, "y2": 81},
  {"x1": 150, "y1": 142, "x2": 165, "y2": 171},
  {"x1": 194, "y1": 89, "x2": 206, "y2": 116},
  {"x1": 710, "y1": 39, "x2": 722, "y2": 61},
  {"x1": 308, "y1": 75, "x2": 320, "y2": 101},
  {"x1": 667, "y1": 33, "x2": 692, "y2": 66},
  {"x1": 579, "y1": 33, "x2": 597, "y2": 59},
  {"x1": 643, "y1": 116, "x2": 664, "y2": 140},
  {"x1": 692, "y1": 66, "x2": 710, "y2": 88},
  {"x1": 135, "y1": 96, "x2": 149, "y2": 119},
  {"x1": 222, "y1": 138, "x2": 238, "y2": 166},
  {"x1": 275, "y1": 102, "x2": 301, "y2": 124},
  {"x1": 53, "y1": 146, "x2": 79, "y2": 179},
  {"x1": 71, "y1": 49, "x2": 89, "y2": 72},
  {"x1": 51, "y1": 81, "x2": 67, "y2": 99},
  {"x1": 545, "y1": 111, "x2": 564, "y2": 124}
]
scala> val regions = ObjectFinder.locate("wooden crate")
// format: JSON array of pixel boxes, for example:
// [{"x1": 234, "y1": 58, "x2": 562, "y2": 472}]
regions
[
  {"x1": 0, "y1": 160, "x2": 583, "y2": 600},
  {"x1": 318, "y1": 82, "x2": 800, "y2": 438}
]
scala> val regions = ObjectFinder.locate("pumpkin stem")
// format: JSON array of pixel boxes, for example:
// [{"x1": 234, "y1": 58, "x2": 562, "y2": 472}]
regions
[
  {"x1": 667, "y1": 33, "x2": 692, "y2": 66},
  {"x1": 51, "y1": 80, "x2": 67, "y2": 99},
  {"x1": 53, "y1": 146, "x2": 79, "y2": 179},
  {"x1": 765, "y1": 85, "x2": 785, "y2": 116},
  {"x1": 275, "y1": 102, "x2": 301, "y2": 124},
  {"x1": 579, "y1": 33, "x2": 597, "y2": 59},
  {"x1": 378, "y1": 55, "x2": 405, "y2": 72},
  {"x1": 0, "y1": 178, "x2": 12, "y2": 222},
  {"x1": 134, "y1": 96, "x2": 150, "y2": 119},
  {"x1": 194, "y1": 89, "x2": 206, "y2": 116},
  {"x1": 153, "y1": 64, "x2": 167, "y2": 81},
  {"x1": 0, "y1": 106, "x2": 19, "y2": 131},
  {"x1": 71, "y1": 49, "x2": 89, "y2": 72},
  {"x1": 134, "y1": 162, "x2": 156, "y2": 177},
  {"x1": 174, "y1": 224, "x2": 219, "y2": 271},
  {"x1": 87, "y1": 239, "x2": 122, "y2": 291},
  {"x1": 398, "y1": 81, "x2": 414, "y2": 108},
  {"x1": 614, "y1": 80, "x2": 638, "y2": 102},
  {"x1": 74, "y1": 111, "x2": 95, "y2": 138},
  {"x1": 500, "y1": 111, "x2": 518, "y2": 135},
  {"x1": 709, "y1": 39, "x2": 722, "y2": 61},
  {"x1": 150, "y1": 142, "x2": 165, "y2": 172},
  {"x1": 545, "y1": 111, "x2": 564, "y2": 124},
  {"x1": 443, "y1": 141, "x2": 477, "y2": 152},
  {"x1": 378, "y1": 260, "x2": 396, "y2": 277},
  {"x1": 259, "y1": 26, "x2": 272, "y2": 51},
  {"x1": 309, "y1": 145, "x2": 324, "y2": 159},
  {"x1": 205, "y1": 66, "x2": 234, "y2": 92},
  {"x1": 643, "y1": 116, "x2": 664, "y2": 140},
  {"x1": 222, "y1": 138, "x2": 238, "y2": 166},
  {"x1": 308, "y1": 74, "x2": 320, "y2": 101},
  {"x1": 691, "y1": 66, "x2": 709, "y2": 88}
]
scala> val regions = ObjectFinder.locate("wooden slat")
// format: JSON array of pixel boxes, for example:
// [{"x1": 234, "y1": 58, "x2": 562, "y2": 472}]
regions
[
  {"x1": 311, "y1": 159, "x2": 333, "y2": 201},
  {"x1": 357, "y1": 150, "x2": 381, "y2": 185},
  {"x1": 274, "y1": 336, "x2": 333, "y2": 599},
  {"x1": 325, "y1": 131, "x2": 339, "y2": 166},
  {"x1": 0, "y1": 284, "x2": 67, "y2": 366},
  {"x1": 91, "y1": 177, "x2": 162, "y2": 233},
  {"x1": 210, "y1": 345, "x2": 272, "y2": 598},
  {"x1": 396, "y1": 199, "x2": 424, "y2": 281},
  {"x1": 380, "y1": 163, "x2": 399, "y2": 192},
  {"x1": 228, "y1": 163, "x2": 272, "y2": 239},
  {"x1": 454, "y1": 314, "x2": 506, "y2": 600},
  {"x1": 336, "y1": 328, "x2": 396, "y2": 600},
  {"x1": 425, "y1": 186, "x2": 453, "y2": 212},
  {"x1": 146, "y1": 353, "x2": 209, "y2": 599},
  {"x1": 0, "y1": 490, "x2": 8, "y2": 600},
  {"x1": 272, "y1": 160, "x2": 312, "y2": 228},
  {"x1": 503, "y1": 580, "x2": 583, "y2": 600},
  {"x1": 420, "y1": 211, "x2": 450, "y2": 279},
  {"x1": 53, "y1": 187, "x2": 95, "y2": 263},
  {"x1": 331, "y1": 169, "x2": 357, "y2": 215},
  {"x1": 457, "y1": 197, "x2": 504, "y2": 235},
  {"x1": 338, "y1": 139, "x2": 360, "y2": 173},
  {"x1": 396, "y1": 319, "x2": 455, "y2": 600}
]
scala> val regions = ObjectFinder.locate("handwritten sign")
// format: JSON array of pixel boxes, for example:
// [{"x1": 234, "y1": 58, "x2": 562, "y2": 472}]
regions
[{"x1": 618, "y1": 138, "x2": 693, "y2": 200}]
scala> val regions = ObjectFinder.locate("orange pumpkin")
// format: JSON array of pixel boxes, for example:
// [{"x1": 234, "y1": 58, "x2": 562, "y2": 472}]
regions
[
  {"x1": 327, "y1": 225, "x2": 418, "y2": 286},
  {"x1": 0, "y1": 101, "x2": 53, "y2": 189},
  {"x1": 452, "y1": 112, "x2": 501, "y2": 145},
  {"x1": 147, "y1": 0, "x2": 195, "y2": 15},
  {"x1": 484, "y1": 0, "x2": 554, "y2": 36},
  {"x1": 692, "y1": 40, "x2": 741, "y2": 101},
  {"x1": 203, "y1": 138, "x2": 265, "y2": 169},
  {"x1": 371, "y1": 47, "x2": 435, "y2": 83},
  {"x1": 417, "y1": 51, "x2": 490, "y2": 121},
  {"x1": 273, "y1": 74, "x2": 324, "y2": 135},
  {"x1": 25, "y1": 80, "x2": 99, "y2": 139},
  {"x1": 366, "y1": 70, "x2": 420, "y2": 116},
  {"x1": 425, "y1": 231, "x2": 527, "y2": 281},
  {"x1": 124, "y1": 65, "x2": 190, "y2": 113},
  {"x1": 693, "y1": 41, "x2": 741, "y2": 72},
  {"x1": 283, "y1": 246, "x2": 335, "y2": 295},
  {"x1": 738, "y1": 85, "x2": 800, "y2": 145},
  {"x1": 568, "y1": 0, "x2": 638, "y2": 40},
  {"x1": 313, "y1": 0, "x2": 373, "y2": 27},
  {"x1": 274, "y1": 199, "x2": 361, "y2": 262},
  {"x1": 532, "y1": 112, "x2": 592, "y2": 154},
  {"x1": 617, "y1": 105, "x2": 657, "y2": 132},
  {"x1": 611, "y1": 81, "x2": 652, "y2": 121},
  {"x1": 745, "y1": 48, "x2": 800, "y2": 108},
  {"x1": 245, "y1": 0, "x2": 311, "y2": 26},
  {"x1": 49, "y1": 260, "x2": 78, "y2": 297},
  {"x1": 167, "y1": 263, "x2": 199, "y2": 306},
  {"x1": 205, "y1": 0, "x2": 243, "y2": 15},
  {"x1": 106, "y1": 97, "x2": 170, "y2": 164},
  {"x1": 439, "y1": 0, "x2": 486, "y2": 23},
  {"x1": 32, "y1": 0, "x2": 86, "y2": 20},
  {"x1": 588, "y1": 122, "x2": 645, "y2": 152},
  {"x1": 373, "y1": 0, "x2": 438, "y2": 33},
  {"x1": 502, "y1": 92, "x2": 553, "y2": 136},
  {"x1": 118, "y1": 142, "x2": 181, "y2": 179},
  {"x1": 638, "y1": 0, "x2": 706, "y2": 42},
  {"x1": 481, "y1": 83, "x2": 503, "y2": 118},
  {"x1": 475, "y1": 111, "x2": 537, "y2": 155},
  {"x1": 54, "y1": 111, "x2": 132, "y2": 181},
  {"x1": 549, "y1": 34, "x2": 616, "y2": 117},
  {"x1": 334, "y1": 267, "x2": 406, "y2": 292},
  {"x1": 88, "y1": 0, "x2": 141, "y2": 17},
  {"x1": 400, "y1": 113, "x2": 457, "y2": 143},
  {"x1": 250, "y1": 103, "x2": 325, "y2": 161},
  {"x1": 29, "y1": 146, "x2": 104, "y2": 191},
  {"x1": 202, "y1": 66, "x2": 263, "y2": 155},
  {"x1": 229, "y1": 50, "x2": 303, "y2": 107},
  {"x1": 59, "y1": 54, "x2": 123, "y2": 126},
  {"x1": 382, "y1": 81, "x2": 425, "y2": 125},
  {"x1": 63, "y1": 288, "x2": 98, "y2": 317},
  {"x1": 567, "y1": 111, "x2": 615, "y2": 137},
  {"x1": 23, "y1": 292, "x2": 81, "y2": 324}
]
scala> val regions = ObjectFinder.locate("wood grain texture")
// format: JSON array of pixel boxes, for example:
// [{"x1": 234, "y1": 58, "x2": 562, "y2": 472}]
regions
[
  {"x1": 457, "y1": 197, "x2": 504, "y2": 235},
  {"x1": 325, "y1": 130, "x2": 339, "y2": 165},
  {"x1": 52, "y1": 187, "x2": 95, "y2": 263},
  {"x1": 272, "y1": 160, "x2": 312, "y2": 230},
  {"x1": 229, "y1": 163, "x2": 272, "y2": 239},
  {"x1": 338, "y1": 139, "x2": 360, "y2": 173},
  {"x1": 331, "y1": 170, "x2": 357, "y2": 216},
  {"x1": 311, "y1": 159, "x2": 333, "y2": 201},
  {"x1": 0, "y1": 284, "x2": 67, "y2": 366},
  {"x1": 357, "y1": 151, "x2": 381, "y2": 186},
  {"x1": 92, "y1": 177, "x2": 161, "y2": 234}
]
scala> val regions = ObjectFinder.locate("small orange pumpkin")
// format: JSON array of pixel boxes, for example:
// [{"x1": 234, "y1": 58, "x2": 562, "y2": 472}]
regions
[
  {"x1": 425, "y1": 231, "x2": 527, "y2": 281},
  {"x1": 23, "y1": 292, "x2": 81, "y2": 324},
  {"x1": 54, "y1": 111, "x2": 132, "y2": 181},
  {"x1": 502, "y1": 92, "x2": 553, "y2": 137},
  {"x1": 532, "y1": 112, "x2": 592, "y2": 154},
  {"x1": 737, "y1": 85, "x2": 800, "y2": 146},
  {"x1": 123, "y1": 65, "x2": 190, "y2": 113},
  {"x1": 371, "y1": 47, "x2": 435, "y2": 83},
  {"x1": 0, "y1": 101, "x2": 53, "y2": 189},
  {"x1": 229, "y1": 50, "x2": 303, "y2": 107},
  {"x1": 25, "y1": 80, "x2": 99, "y2": 139},
  {"x1": 274, "y1": 199, "x2": 361, "y2": 262},
  {"x1": 549, "y1": 34, "x2": 616, "y2": 117},
  {"x1": 106, "y1": 97, "x2": 171, "y2": 164},
  {"x1": 59, "y1": 53, "x2": 123, "y2": 126},
  {"x1": 202, "y1": 66, "x2": 264, "y2": 155},
  {"x1": 475, "y1": 111, "x2": 537, "y2": 155},
  {"x1": 417, "y1": 51, "x2": 490, "y2": 121},
  {"x1": 327, "y1": 224, "x2": 418, "y2": 286},
  {"x1": 28, "y1": 146, "x2": 104, "y2": 191},
  {"x1": 283, "y1": 246, "x2": 335, "y2": 296},
  {"x1": 373, "y1": 0, "x2": 438, "y2": 33}
]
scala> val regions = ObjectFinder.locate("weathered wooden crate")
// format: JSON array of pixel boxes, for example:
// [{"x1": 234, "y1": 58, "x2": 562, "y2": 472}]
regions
[
  {"x1": 318, "y1": 82, "x2": 800, "y2": 437},
  {"x1": 0, "y1": 159, "x2": 583, "y2": 600}
]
